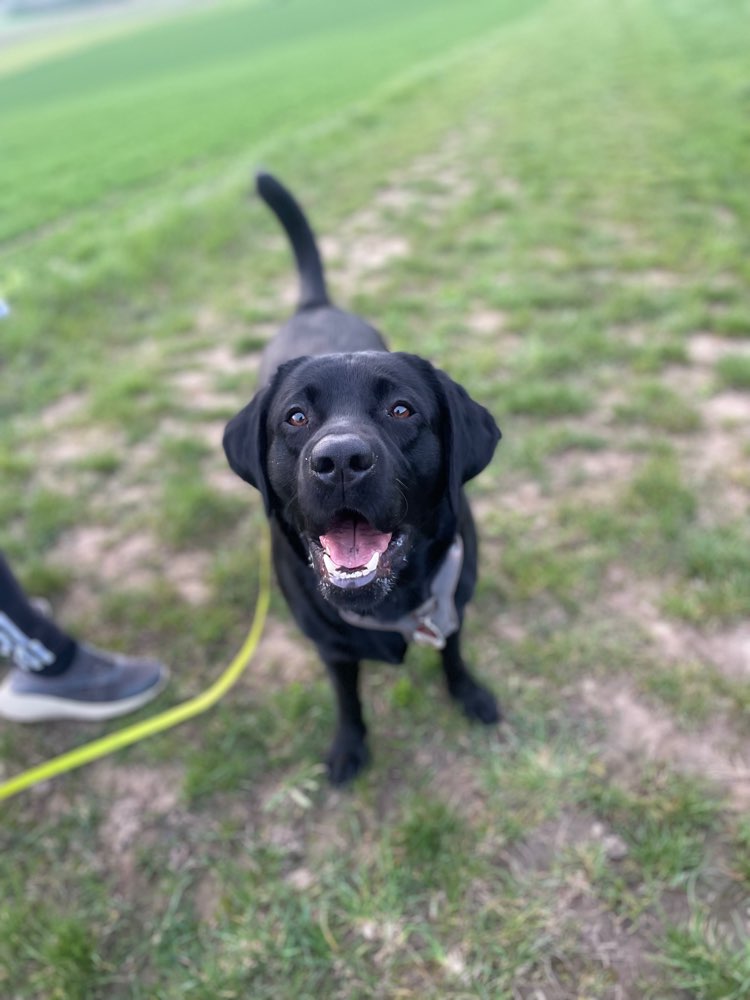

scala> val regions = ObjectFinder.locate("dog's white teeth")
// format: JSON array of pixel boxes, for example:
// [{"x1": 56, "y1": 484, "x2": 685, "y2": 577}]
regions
[{"x1": 323, "y1": 549, "x2": 380, "y2": 580}]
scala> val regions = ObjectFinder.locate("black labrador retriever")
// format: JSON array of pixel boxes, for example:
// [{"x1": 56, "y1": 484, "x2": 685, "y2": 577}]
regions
[{"x1": 224, "y1": 174, "x2": 501, "y2": 784}]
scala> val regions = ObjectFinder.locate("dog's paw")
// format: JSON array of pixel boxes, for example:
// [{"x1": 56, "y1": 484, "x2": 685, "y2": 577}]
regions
[
  {"x1": 450, "y1": 678, "x2": 501, "y2": 726},
  {"x1": 326, "y1": 732, "x2": 370, "y2": 786}
]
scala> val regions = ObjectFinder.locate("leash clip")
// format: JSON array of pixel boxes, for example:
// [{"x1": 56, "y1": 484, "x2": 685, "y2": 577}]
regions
[{"x1": 412, "y1": 612, "x2": 447, "y2": 650}]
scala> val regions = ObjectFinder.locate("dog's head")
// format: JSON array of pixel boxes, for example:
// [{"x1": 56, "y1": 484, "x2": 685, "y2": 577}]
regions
[{"x1": 224, "y1": 351, "x2": 500, "y2": 612}]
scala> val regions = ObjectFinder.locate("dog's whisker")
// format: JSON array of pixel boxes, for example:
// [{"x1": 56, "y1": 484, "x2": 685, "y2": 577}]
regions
[{"x1": 394, "y1": 479, "x2": 410, "y2": 520}]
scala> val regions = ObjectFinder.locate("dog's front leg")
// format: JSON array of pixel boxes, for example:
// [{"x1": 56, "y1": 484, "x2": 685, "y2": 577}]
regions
[
  {"x1": 441, "y1": 631, "x2": 501, "y2": 725},
  {"x1": 323, "y1": 658, "x2": 370, "y2": 785}
]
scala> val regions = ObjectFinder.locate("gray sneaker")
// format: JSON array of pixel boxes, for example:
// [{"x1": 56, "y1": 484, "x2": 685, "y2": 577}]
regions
[{"x1": 0, "y1": 644, "x2": 168, "y2": 722}]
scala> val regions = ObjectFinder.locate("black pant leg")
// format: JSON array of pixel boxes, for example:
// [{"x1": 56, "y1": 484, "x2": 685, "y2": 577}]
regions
[{"x1": 0, "y1": 553, "x2": 76, "y2": 675}]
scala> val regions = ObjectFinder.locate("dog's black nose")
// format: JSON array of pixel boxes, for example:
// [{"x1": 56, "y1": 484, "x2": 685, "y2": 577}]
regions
[{"x1": 310, "y1": 434, "x2": 375, "y2": 486}]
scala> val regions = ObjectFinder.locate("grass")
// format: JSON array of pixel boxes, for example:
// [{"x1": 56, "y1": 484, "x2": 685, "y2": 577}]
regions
[
  {"x1": 614, "y1": 381, "x2": 703, "y2": 434},
  {"x1": 0, "y1": 0, "x2": 539, "y2": 241},
  {"x1": 665, "y1": 523, "x2": 750, "y2": 623},
  {"x1": 2, "y1": 0, "x2": 750, "y2": 996},
  {"x1": 662, "y1": 917, "x2": 750, "y2": 1000},
  {"x1": 716, "y1": 354, "x2": 750, "y2": 390}
]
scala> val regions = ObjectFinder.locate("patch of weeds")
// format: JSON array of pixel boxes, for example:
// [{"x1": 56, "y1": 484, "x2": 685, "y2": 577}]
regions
[
  {"x1": 209, "y1": 529, "x2": 269, "y2": 616},
  {"x1": 696, "y1": 280, "x2": 742, "y2": 308},
  {"x1": 584, "y1": 768, "x2": 720, "y2": 884},
  {"x1": 466, "y1": 889, "x2": 564, "y2": 996},
  {"x1": 88, "y1": 365, "x2": 174, "y2": 440},
  {"x1": 397, "y1": 641, "x2": 463, "y2": 712},
  {"x1": 500, "y1": 426, "x2": 609, "y2": 479},
  {"x1": 191, "y1": 600, "x2": 256, "y2": 653},
  {"x1": 510, "y1": 330, "x2": 612, "y2": 378},
  {"x1": 184, "y1": 683, "x2": 332, "y2": 801},
  {"x1": 161, "y1": 435, "x2": 213, "y2": 466},
  {"x1": 604, "y1": 286, "x2": 682, "y2": 325},
  {"x1": 390, "y1": 674, "x2": 421, "y2": 710},
  {"x1": 1, "y1": 905, "x2": 102, "y2": 1000},
  {"x1": 38, "y1": 918, "x2": 98, "y2": 1000},
  {"x1": 500, "y1": 529, "x2": 598, "y2": 607},
  {"x1": 0, "y1": 443, "x2": 33, "y2": 488},
  {"x1": 509, "y1": 622, "x2": 642, "y2": 688},
  {"x1": 0, "y1": 809, "x2": 110, "y2": 999},
  {"x1": 388, "y1": 794, "x2": 473, "y2": 897},
  {"x1": 14, "y1": 558, "x2": 72, "y2": 603},
  {"x1": 624, "y1": 449, "x2": 697, "y2": 543},
  {"x1": 664, "y1": 524, "x2": 750, "y2": 623},
  {"x1": 98, "y1": 581, "x2": 204, "y2": 661},
  {"x1": 632, "y1": 340, "x2": 689, "y2": 373},
  {"x1": 661, "y1": 913, "x2": 750, "y2": 1000},
  {"x1": 493, "y1": 277, "x2": 590, "y2": 313},
  {"x1": 260, "y1": 760, "x2": 328, "y2": 814},
  {"x1": 481, "y1": 732, "x2": 594, "y2": 844},
  {"x1": 235, "y1": 331, "x2": 271, "y2": 353},
  {"x1": 73, "y1": 450, "x2": 121, "y2": 475},
  {"x1": 376, "y1": 294, "x2": 432, "y2": 338},
  {"x1": 560, "y1": 500, "x2": 630, "y2": 549},
  {"x1": 215, "y1": 371, "x2": 254, "y2": 395},
  {"x1": 733, "y1": 817, "x2": 750, "y2": 884},
  {"x1": 23, "y1": 488, "x2": 81, "y2": 552},
  {"x1": 159, "y1": 478, "x2": 246, "y2": 548},
  {"x1": 715, "y1": 353, "x2": 750, "y2": 389},
  {"x1": 502, "y1": 379, "x2": 593, "y2": 418},
  {"x1": 709, "y1": 307, "x2": 750, "y2": 339},
  {"x1": 204, "y1": 856, "x2": 338, "y2": 998},
  {"x1": 395, "y1": 796, "x2": 465, "y2": 867},
  {"x1": 495, "y1": 429, "x2": 554, "y2": 478},
  {"x1": 615, "y1": 380, "x2": 702, "y2": 433},
  {"x1": 450, "y1": 344, "x2": 507, "y2": 394},
  {"x1": 183, "y1": 704, "x2": 275, "y2": 800},
  {"x1": 0, "y1": 486, "x2": 24, "y2": 531},
  {"x1": 548, "y1": 428, "x2": 610, "y2": 452},
  {"x1": 643, "y1": 660, "x2": 750, "y2": 726}
]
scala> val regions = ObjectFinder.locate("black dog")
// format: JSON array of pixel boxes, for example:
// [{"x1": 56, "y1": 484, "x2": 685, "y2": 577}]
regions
[{"x1": 224, "y1": 174, "x2": 501, "y2": 784}]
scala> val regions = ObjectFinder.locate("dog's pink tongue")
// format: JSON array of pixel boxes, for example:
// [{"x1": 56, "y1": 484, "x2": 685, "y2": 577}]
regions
[{"x1": 320, "y1": 519, "x2": 392, "y2": 569}]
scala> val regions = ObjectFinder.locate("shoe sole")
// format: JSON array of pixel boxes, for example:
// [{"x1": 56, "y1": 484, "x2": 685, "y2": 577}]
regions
[{"x1": 0, "y1": 670, "x2": 169, "y2": 723}]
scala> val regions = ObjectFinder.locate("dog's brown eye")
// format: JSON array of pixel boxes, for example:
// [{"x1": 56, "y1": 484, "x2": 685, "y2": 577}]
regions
[
  {"x1": 287, "y1": 410, "x2": 308, "y2": 427},
  {"x1": 389, "y1": 402, "x2": 414, "y2": 419}
]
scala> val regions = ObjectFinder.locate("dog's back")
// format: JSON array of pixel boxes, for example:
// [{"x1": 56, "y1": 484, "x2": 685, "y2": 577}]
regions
[{"x1": 256, "y1": 172, "x2": 387, "y2": 385}]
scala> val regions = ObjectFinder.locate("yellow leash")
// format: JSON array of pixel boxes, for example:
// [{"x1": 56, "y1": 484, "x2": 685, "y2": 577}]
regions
[{"x1": 0, "y1": 534, "x2": 271, "y2": 803}]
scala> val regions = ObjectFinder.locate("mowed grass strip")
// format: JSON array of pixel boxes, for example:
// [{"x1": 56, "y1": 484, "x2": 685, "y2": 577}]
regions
[{"x1": 0, "y1": 0, "x2": 540, "y2": 241}]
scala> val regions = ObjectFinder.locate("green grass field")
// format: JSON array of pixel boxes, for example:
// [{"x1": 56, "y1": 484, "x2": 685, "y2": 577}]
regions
[{"x1": 2, "y1": 0, "x2": 750, "y2": 996}]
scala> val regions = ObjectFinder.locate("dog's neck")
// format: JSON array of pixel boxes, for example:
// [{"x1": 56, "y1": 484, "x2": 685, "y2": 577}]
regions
[{"x1": 336, "y1": 535, "x2": 463, "y2": 650}]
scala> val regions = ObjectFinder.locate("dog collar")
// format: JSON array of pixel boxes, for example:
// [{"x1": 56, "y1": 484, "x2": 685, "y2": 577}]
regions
[{"x1": 337, "y1": 536, "x2": 463, "y2": 650}]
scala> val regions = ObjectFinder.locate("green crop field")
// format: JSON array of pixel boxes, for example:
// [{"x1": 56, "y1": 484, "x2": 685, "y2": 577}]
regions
[
  {"x1": 2, "y1": 0, "x2": 750, "y2": 996},
  {"x1": 1, "y1": 0, "x2": 537, "y2": 241}
]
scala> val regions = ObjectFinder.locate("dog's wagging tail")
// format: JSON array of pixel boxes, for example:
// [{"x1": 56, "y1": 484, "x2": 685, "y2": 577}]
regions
[
  {"x1": 256, "y1": 171, "x2": 330, "y2": 312},
  {"x1": 224, "y1": 173, "x2": 502, "y2": 785}
]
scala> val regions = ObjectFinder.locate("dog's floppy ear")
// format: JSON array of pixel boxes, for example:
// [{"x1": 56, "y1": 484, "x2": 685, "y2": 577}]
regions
[
  {"x1": 223, "y1": 357, "x2": 307, "y2": 514},
  {"x1": 223, "y1": 388, "x2": 274, "y2": 513},
  {"x1": 435, "y1": 369, "x2": 501, "y2": 516}
]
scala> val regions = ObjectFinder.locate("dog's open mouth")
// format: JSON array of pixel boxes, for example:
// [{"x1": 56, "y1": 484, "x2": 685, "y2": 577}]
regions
[{"x1": 311, "y1": 512, "x2": 401, "y2": 590}]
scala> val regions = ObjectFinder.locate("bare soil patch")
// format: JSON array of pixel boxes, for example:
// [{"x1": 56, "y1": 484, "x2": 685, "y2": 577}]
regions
[
  {"x1": 465, "y1": 308, "x2": 511, "y2": 337},
  {"x1": 702, "y1": 391, "x2": 750, "y2": 425},
  {"x1": 37, "y1": 390, "x2": 87, "y2": 430},
  {"x1": 92, "y1": 762, "x2": 185, "y2": 890},
  {"x1": 580, "y1": 677, "x2": 750, "y2": 810},
  {"x1": 52, "y1": 523, "x2": 158, "y2": 589},
  {"x1": 244, "y1": 617, "x2": 317, "y2": 690},
  {"x1": 163, "y1": 549, "x2": 213, "y2": 605},
  {"x1": 688, "y1": 333, "x2": 750, "y2": 366},
  {"x1": 604, "y1": 565, "x2": 750, "y2": 683}
]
